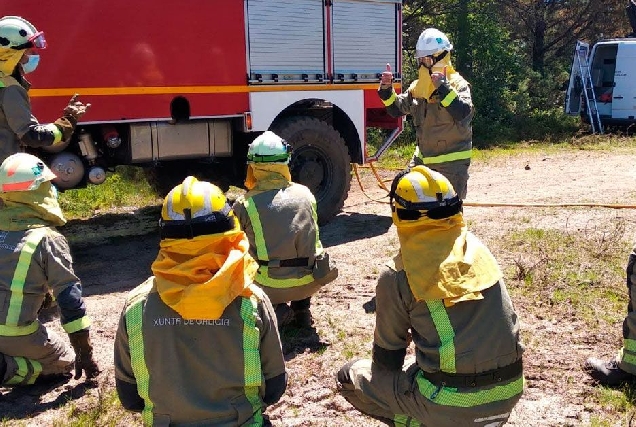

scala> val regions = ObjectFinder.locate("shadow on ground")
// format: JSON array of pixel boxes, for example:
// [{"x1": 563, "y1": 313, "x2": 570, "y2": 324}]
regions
[
  {"x1": 280, "y1": 324, "x2": 330, "y2": 362},
  {"x1": 0, "y1": 378, "x2": 96, "y2": 420},
  {"x1": 57, "y1": 206, "x2": 392, "y2": 297},
  {"x1": 59, "y1": 206, "x2": 161, "y2": 297},
  {"x1": 320, "y1": 212, "x2": 393, "y2": 247}
]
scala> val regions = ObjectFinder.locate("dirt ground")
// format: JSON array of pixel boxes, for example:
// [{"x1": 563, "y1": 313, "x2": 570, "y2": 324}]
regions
[{"x1": 2, "y1": 146, "x2": 636, "y2": 426}]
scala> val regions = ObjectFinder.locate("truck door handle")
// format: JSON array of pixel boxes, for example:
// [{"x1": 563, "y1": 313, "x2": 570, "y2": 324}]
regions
[{"x1": 613, "y1": 96, "x2": 624, "y2": 99}]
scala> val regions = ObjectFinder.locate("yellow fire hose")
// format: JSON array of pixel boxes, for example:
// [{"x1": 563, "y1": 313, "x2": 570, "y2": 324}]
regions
[{"x1": 352, "y1": 163, "x2": 636, "y2": 209}]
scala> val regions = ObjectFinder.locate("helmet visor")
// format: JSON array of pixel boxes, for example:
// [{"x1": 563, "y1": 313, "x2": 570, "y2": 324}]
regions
[
  {"x1": 28, "y1": 31, "x2": 47, "y2": 49},
  {"x1": 14, "y1": 31, "x2": 47, "y2": 50}
]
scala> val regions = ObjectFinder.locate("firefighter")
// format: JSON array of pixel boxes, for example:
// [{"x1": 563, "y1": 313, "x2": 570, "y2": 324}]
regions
[
  {"x1": 0, "y1": 15, "x2": 90, "y2": 163},
  {"x1": 0, "y1": 153, "x2": 99, "y2": 386},
  {"x1": 585, "y1": 242, "x2": 636, "y2": 386},
  {"x1": 379, "y1": 28, "x2": 473, "y2": 199},
  {"x1": 114, "y1": 176, "x2": 287, "y2": 425},
  {"x1": 232, "y1": 131, "x2": 338, "y2": 328},
  {"x1": 337, "y1": 166, "x2": 524, "y2": 426}
]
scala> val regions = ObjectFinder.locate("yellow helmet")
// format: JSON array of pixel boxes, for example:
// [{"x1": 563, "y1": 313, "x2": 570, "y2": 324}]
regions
[
  {"x1": 389, "y1": 165, "x2": 462, "y2": 221},
  {"x1": 159, "y1": 176, "x2": 236, "y2": 239},
  {"x1": 0, "y1": 153, "x2": 57, "y2": 193}
]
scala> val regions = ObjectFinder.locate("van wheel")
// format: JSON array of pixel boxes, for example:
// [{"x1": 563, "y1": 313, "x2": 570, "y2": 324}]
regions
[{"x1": 270, "y1": 117, "x2": 351, "y2": 225}]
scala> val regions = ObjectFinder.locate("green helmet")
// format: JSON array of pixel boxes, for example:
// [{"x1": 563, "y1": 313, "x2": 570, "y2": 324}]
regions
[
  {"x1": 0, "y1": 16, "x2": 46, "y2": 51},
  {"x1": 247, "y1": 131, "x2": 291, "y2": 164}
]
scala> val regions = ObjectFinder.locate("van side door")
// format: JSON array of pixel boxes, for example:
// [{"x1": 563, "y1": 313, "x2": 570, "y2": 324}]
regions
[{"x1": 612, "y1": 42, "x2": 636, "y2": 120}]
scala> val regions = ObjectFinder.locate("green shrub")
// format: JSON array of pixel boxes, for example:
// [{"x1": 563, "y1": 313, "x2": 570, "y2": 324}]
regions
[{"x1": 58, "y1": 166, "x2": 159, "y2": 219}]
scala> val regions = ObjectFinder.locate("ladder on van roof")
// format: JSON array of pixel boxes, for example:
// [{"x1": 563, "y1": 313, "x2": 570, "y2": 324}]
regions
[{"x1": 576, "y1": 44, "x2": 604, "y2": 134}]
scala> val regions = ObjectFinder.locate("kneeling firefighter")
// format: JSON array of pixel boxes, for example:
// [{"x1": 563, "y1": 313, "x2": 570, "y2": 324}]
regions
[
  {"x1": 233, "y1": 131, "x2": 338, "y2": 328},
  {"x1": 337, "y1": 166, "x2": 524, "y2": 426},
  {"x1": 114, "y1": 176, "x2": 287, "y2": 426},
  {"x1": 0, "y1": 153, "x2": 99, "y2": 386}
]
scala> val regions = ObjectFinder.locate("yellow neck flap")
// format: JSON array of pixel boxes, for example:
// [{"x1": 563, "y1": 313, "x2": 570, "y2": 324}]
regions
[
  {"x1": 244, "y1": 163, "x2": 292, "y2": 195},
  {"x1": 409, "y1": 54, "x2": 457, "y2": 101},
  {"x1": 0, "y1": 182, "x2": 66, "y2": 231},
  {"x1": 152, "y1": 228, "x2": 258, "y2": 320},
  {"x1": 0, "y1": 48, "x2": 23, "y2": 78},
  {"x1": 392, "y1": 212, "x2": 502, "y2": 307}
]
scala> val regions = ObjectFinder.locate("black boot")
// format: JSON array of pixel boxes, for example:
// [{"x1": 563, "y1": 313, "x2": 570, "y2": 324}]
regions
[
  {"x1": 291, "y1": 298, "x2": 313, "y2": 328},
  {"x1": 585, "y1": 357, "x2": 634, "y2": 386},
  {"x1": 274, "y1": 304, "x2": 295, "y2": 328},
  {"x1": 0, "y1": 357, "x2": 7, "y2": 385}
]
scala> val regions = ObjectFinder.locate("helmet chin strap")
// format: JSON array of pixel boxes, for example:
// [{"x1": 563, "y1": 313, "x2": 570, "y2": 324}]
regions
[{"x1": 420, "y1": 50, "x2": 449, "y2": 73}]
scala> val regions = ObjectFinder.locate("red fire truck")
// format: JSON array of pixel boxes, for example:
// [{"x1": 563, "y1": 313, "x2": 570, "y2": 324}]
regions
[{"x1": 3, "y1": 0, "x2": 403, "y2": 222}]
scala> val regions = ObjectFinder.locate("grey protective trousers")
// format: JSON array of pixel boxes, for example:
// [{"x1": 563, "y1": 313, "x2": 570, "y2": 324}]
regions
[
  {"x1": 409, "y1": 157, "x2": 470, "y2": 200},
  {"x1": 0, "y1": 323, "x2": 74, "y2": 386},
  {"x1": 337, "y1": 359, "x2": 520, "y2": 427}
]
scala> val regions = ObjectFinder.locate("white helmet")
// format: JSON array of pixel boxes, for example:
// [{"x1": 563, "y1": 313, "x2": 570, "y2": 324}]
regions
[
  {"x1": 415, "y1": 28, "x2": 453, "y2": 58},
  {"x1": 0, "y1": 153, "x2": 57, "y2": 192},
  {"x1": 247, "y1": 131, "x2": 291, "y2": 164},
  {"x1": 0, "y1": 16, "x2": 46, "y2": 51}
]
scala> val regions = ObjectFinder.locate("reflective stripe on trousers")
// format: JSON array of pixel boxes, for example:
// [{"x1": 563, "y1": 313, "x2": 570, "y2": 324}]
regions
[{"x1": 3, "y1": 356, "x2": 42, "y2": 385}]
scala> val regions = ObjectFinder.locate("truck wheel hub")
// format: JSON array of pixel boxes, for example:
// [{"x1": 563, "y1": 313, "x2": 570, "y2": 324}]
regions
[{"x1": 296, "y1": 160, "x2": 323, "y2": 192}]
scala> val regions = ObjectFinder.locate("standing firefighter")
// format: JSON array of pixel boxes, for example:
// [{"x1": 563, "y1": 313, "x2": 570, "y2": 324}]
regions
[
  {"x1": 0, "y1": 153, "x2": 99, "y2": 386},
  {"x1": 114, "y1": 176, "x2": 287, "y2": 426},
  {"x1": 379, "y1": 28, "x2": 473, "y2": 199},
  {"x1": 0, "y1": 15, "x2": 89, "y2": 163},
  {"x1": 337, "y1": 166, "x2": 524, "y2": 426},
  {"x1": 585, "y1": 242, "x2": 636, "y2": 386},
  {"x1": 233, "y1": 131, "x2": 338, "y2": 328}
]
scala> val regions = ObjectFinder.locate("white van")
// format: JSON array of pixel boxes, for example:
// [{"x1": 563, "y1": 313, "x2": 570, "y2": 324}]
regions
[{"x1": 565, "y1": 2, "x2": 636, "y2": 131}]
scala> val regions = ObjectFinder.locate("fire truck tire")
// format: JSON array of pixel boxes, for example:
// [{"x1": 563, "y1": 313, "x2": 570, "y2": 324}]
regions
[{"x1": 271, "y1": 117, "x2": 351, "y2": 225}]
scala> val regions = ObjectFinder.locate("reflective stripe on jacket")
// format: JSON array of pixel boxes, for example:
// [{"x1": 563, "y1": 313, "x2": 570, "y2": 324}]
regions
[
  {"x1": 378, "y1": 78, "x2": 473, "y2": 162},
  {"x1": 413, "y1": 146, "x2": 472, "y2": 165},
  {"x1": 374, "y1": 266, "x2": 524, "y2": 409},
  {"x1": 0, "y1": 227, "x2": 47, "y2": 336},
  {"x1": 234, "y1": 183, "x2": 324, "y2": 289},
  {"x1": 0, "y1": 227, "x2": 90, "y2": 336},
  {"x1": 115, "y1": 278, "x2": 285, "y2": 426}
]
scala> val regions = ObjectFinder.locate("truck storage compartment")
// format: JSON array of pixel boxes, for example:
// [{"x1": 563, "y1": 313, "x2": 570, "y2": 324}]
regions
[
  {"x1": 130, "y1": 121, "x2": 232, "y2": 162},
  {"x1": 331, "y1": 0, "x2": 401, "y2": 82},
  {"x1": 247, "y1": 0, "x2": 325, "y2": 83}
]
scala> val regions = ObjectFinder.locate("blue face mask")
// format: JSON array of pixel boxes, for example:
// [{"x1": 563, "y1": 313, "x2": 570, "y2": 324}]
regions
[{"x1": 22, "y1": 54, "x2": 40, "y2": 74}]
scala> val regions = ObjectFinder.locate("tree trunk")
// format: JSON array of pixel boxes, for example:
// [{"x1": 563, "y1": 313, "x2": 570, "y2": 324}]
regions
[
  {"x1": 531, "y1": 2, "x2": 546, "y2": 74},
  {"x1": 455, "y1": 0, "x2": 472, "y2": 78}
]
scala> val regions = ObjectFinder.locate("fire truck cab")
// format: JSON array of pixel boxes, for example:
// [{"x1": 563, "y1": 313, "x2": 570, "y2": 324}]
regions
[{"x1": 3, "y1": 0, "x2": 403, "y2": 223}]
